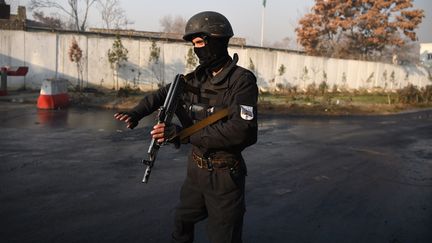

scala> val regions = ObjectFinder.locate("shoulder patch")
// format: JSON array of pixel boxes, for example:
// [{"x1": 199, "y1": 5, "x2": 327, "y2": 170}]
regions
[{"x1": 240, "y1": 105, "x2": 254, "y2": 120}]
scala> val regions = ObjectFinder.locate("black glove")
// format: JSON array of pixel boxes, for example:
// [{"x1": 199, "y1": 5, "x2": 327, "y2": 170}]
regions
[
  {"x1": 164, "y1": 123, "x2": 182, "y2": 149},
  {"x1": 114, "y1": 111, "x2": 139, "y2": 129}
]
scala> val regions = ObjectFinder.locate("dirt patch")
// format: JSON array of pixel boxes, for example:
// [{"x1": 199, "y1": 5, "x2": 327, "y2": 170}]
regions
[{"x1": 69, "y1": 92, "x2": 144, "y2": 110}]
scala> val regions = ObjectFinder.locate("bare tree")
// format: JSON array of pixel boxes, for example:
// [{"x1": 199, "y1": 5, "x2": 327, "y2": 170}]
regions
[
  {"x1": 32, "y1": 11, "x2": 65, "y2": 29},
  {"x1": 270, "y1": 37, "x2": 292, "y2": 50},
  {"x1": 159, "y1": 15, "x2": 186, "y2": 33},
  {"x1": 382, "y1": 40, "x2": 420, "y2": 64},
  {"x1": 97, "y1": 0, "x2": 133, "y2": 29},
  {"x1": 29, "y1": 0, "x2": 98, "y2": 31}
]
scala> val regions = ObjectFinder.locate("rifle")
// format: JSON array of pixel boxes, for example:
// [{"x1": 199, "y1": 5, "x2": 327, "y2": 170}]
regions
[{"x1": 142, "y1": 74, "x2": 186, "y2": 183}]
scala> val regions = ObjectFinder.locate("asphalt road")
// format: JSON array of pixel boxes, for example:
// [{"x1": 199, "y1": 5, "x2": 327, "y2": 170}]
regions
[{"x1": 1, "y1": 103, "x2": 431, "y2": 243}]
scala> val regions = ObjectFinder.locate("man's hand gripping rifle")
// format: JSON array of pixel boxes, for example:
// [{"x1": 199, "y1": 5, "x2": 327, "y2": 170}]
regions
[{"x1": 142, "y1": 74, "x2": 186, "y2": 183}]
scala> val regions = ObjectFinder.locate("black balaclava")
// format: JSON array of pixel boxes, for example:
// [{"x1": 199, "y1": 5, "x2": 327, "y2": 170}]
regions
[{"x1": 194, "y1": 36, "x2": 230, "y2": 72}]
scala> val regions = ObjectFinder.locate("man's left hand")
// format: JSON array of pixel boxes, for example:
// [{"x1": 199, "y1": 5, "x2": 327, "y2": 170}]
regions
[
  {"x1": 151, "y1": 123, "x2": 181, "y2": 148},
  {"x1": 151, "y1": 123, "x2": 166, "y2": 143}
]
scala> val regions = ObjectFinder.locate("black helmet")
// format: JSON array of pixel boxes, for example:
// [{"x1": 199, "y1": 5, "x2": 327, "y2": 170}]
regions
[{"x1": 183, "y1": 11, "x2": 234, "y2": 41}]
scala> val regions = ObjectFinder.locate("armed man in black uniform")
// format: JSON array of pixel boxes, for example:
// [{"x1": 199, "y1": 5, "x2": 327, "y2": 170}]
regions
[{"x1": 114, "y1": 11, "x2": 258, "y2": 243}]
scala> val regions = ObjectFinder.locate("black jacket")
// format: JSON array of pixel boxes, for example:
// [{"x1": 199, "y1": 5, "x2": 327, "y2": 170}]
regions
[{"x1": 130, "y1": 54, "x2": 258, "y2": 158}]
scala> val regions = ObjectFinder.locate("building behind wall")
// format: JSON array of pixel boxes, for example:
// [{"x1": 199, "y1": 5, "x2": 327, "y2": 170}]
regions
[
  {"x1": 420, "y1": 43, "x2": 432, "y2": 68},
  {"x1": 0, "y1": 1, "x2": 25, "y2": 30},
  {"x1": 0, "y1": 1, "x2": 50, "y2": 30}
]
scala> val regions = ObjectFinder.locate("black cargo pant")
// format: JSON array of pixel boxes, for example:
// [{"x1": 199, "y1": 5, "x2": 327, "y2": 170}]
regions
[{"x1": 172, "y1": 155, "x2": 246, "y2": 243}]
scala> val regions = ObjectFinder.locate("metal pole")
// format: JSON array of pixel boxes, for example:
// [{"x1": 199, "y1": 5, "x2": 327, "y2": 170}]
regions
[
  {"x1": 55, "y1": 33, "x2": 59, "y2": 79},
  {"x1": 1, "y1": 68, "x2": 7, "y2": 94},
  {"x1": 260, "y1": 6, "x2": 265, "y2": 47}
]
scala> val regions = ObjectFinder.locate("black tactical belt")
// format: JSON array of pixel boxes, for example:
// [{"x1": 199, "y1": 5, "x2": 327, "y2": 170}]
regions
[{"x1": 192, "y1": 152, "x2": 238, "y2": 171}]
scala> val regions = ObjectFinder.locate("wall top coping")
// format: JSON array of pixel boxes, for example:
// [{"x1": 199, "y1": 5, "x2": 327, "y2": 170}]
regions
[{"x1": 19, "y1": 26, "x2": 303, "y2": 54}]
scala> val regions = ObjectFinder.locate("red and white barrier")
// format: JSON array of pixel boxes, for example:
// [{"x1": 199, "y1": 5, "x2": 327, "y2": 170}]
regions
[
  {"x1": 37, "y1": 79, "x2": 70, "y2": 109},
  {"x1": 0, "y1": 66, "x2": 29, "y2": 96}
]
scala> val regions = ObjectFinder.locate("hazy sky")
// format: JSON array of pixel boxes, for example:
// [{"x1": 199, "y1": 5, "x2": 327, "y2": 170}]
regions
[
  {"x1": 10, "y1": 0, "x2": 432, "y2": 46},
  {"x1": 120, "y1": 0, "x2": 316, "y2": 46}
]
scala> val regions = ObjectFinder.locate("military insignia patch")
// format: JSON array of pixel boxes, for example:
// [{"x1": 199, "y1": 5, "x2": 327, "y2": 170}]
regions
[{"x1": 240, "y1": 105, "x2": 254, "y2": 120}]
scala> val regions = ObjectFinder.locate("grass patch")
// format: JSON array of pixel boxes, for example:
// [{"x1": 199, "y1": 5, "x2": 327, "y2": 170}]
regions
[{"x1": 258, "y1": 91, "x2": 432, "y2": 115}]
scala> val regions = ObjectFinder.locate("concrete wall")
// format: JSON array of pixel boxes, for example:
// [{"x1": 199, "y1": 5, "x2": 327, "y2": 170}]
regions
[{"x1": 1, "y1": 29, "x2": 430, "y2": 91}]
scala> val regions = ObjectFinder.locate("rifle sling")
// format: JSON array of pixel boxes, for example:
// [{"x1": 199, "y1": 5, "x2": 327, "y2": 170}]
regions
[{"x1": 176, "y1": 108, "x2": 229, "y2": 142}]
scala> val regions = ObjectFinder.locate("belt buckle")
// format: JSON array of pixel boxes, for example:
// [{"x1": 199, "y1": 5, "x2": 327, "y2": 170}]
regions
[
  {"x1": 197, "y1": 156, "x2": 204, "y2": 169},
  {"x1": 194, "y1": 153, "x2": 214, "y2": 171},
  {"x1": 193, "y1": 154, "x2": 200, "y2": 168}
]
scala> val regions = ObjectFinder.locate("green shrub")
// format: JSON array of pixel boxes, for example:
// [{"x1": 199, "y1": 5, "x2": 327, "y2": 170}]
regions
[
  {"x1": 421, "y1": 85, "x2": 432, "y2": 103},
  {"x1": 318, "y1": 81, "x2": 328, "y2": 94},
  {"x1": 397, "y1": 84, "x2": 422, "y2": 104},
  {"x1": 276, "y1": 83, "x2": 285, "y2": 92},
  {"x1": 306, "y1": 82, "x2": 318, "y2": 96},
  {"x1": 331, "y1": 84, "x2": 338, "y2": 93},
  {"x1": 288, "y1": 86, "x2": 298, "y2": 95}
]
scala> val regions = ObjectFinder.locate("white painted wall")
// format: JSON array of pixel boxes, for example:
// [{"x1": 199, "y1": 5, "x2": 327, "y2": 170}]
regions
[{"x1": 1, "y1": 29, "x2": 430, "y2": 91}]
